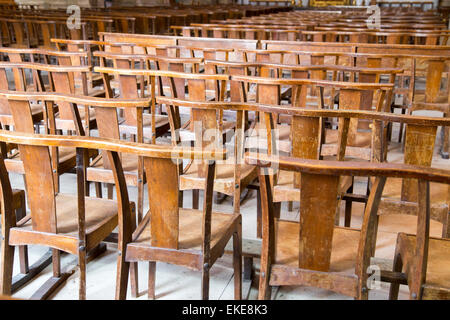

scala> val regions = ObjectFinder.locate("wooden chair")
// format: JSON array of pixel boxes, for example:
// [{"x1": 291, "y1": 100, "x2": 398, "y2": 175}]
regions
[
  {"x1": 155, "y1": 70, "x2": 257, "y2": 211},
  {"x1": 376, "y1": 110, "x2": 450, "y2": 239},
  {"x1": 0, "y1": 128, "x2": 133, "y2": 300},
  {"x1": 231, "y1": 75, "x2": 394, "y2": 231},
  {"x1": 113, "y1": 133, "x2": 242, "y2": 300},
  {"x1": 388, "y1": 183, "x2": 450, "y2": 299},
  {"x1": 0, "y1": 91, "x2": 149, "y2": 296},
  {"x1": 248, "y1": 152, "x2": 450, "y2": 300}
]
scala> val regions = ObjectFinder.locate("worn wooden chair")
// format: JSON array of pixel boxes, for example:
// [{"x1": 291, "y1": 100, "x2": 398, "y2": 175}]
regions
[
  {"x1": 388, "y1": 182, "x2": 450, "y2": 299},
  {"x1": 376, "y1": 114, "x2": 450, "y2": 239},
  {"x1": 231, "y1": 75, "x2": 394, "y2": 230},
  {"x1": 156, "y1": 71, "x2": 257, "y2": 211},
  {"x1": 248, "y1": 152, "x2": 450, "y2": 300},
  {"x1": 0, "y1": 128, "x2": 134, "y2": 300},
  {"x1": 0, "y1": 61, "x2": 97, "y2": 134},
  {"x1": 0, "y1": 91, "x2": 148, "y2": 296},
  {"x1": 114, "y1": 135, "x2": 242, "y2": 300}
]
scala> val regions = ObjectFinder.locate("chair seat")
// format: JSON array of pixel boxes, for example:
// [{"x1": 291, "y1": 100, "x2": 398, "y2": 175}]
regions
[
  {"x1": 321, "y1": 129, "x2": 372, "y2": 160},
  {"x1": 5, "y1": 146, "x2": 76, "y2": 174},
  {"x1": 273, "y1": 219, "x2": 360, "y2": 274},
  {"x1": 87, "y1": 152, "x2": 140, "y2": 185},
  {"x1": 273, "y1": 170, "x2": 353, "y2": 202},
  {"x1": 411, "y1": 100, "x2": 449, "y2": 113},
  {"x1": 325, "y1": 129, "x2": 372, "y2": 148},
  {"x1": 396, "y1": 233, "x2": 450, "y2": 297},
  {"x1": 413, "y1": 93, "x2": 448, "y2": 106},
  {"x1": 245, "y1": 122, "x2": 291, "y2": 153},
  {"x1": 131, "y1": 208, "x2": 238, "y2": 251},
  {"x1": 55, "y1": 106, "x2": 96, "y2": 131},
  {"x1": 74, "y1": 87, "x2": 106, "y2": 98},
  {"x1": 378, "y1": 178, "x2": 449, "y2": 235},
  {"x1": 0, "y1": 102, "x2": 44, "y2": 126},
  {"x1": 9, "y1": 194, "x2": 118, "y2": 254},
  {"x1": 411, "y1": 92, "x2": 448, "y2": 113},
  {"x1": 382, "y1": 177, "x2": 448, "y2": 202},
  {"x1": 180, "y1": 162, "x2": 257, "y2": 195},
  {"x1": 178, "y1": 119, "x2": 235, "y2": 142},
  {"x1": 119, "y1": 113, "x2": 170, "y2": 138}
]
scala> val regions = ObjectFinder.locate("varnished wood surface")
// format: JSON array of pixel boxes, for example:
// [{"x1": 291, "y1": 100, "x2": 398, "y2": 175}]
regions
[
  {"x1": 0, "y1": 130, "x2": 227, "y2": 161},
  {"x1": 245, "y1": 152, "x2": 450, "y2": 184}
]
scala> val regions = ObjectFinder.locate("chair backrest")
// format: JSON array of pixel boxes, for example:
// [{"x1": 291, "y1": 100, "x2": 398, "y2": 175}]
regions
[
  {"x1": 0, "y1": 90, "x2": 57, "y2": 233},
  {"x1": 0, "y1": 62, "x2": 91, "y2": 125}
]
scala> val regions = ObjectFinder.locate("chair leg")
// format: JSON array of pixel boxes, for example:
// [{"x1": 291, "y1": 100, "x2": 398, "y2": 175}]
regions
[
  {"x1": 0, "y1": 235, "x2": 15, "y2": 295},
  {"x1": 95, "y1": 182, "x2": 102, "y2": 198},
  {"x1": 256, "y1": 187, "x2": 262, "y2": 239},
  {"x1": 78, "y1": 247, "x2": 87, "y2": 300},
  {"x1": 15, "y1": 193, "x2": 29, "y2": 274},
  {"x1": 258, "y1": 253, "x2": 270, "y2": 300},
  {"x1": 85, "y1": 181, "x2": 90, "y2": 197},
  {"x1": 129, "y1": 206, "x2": 139, "y2": 298},
  {"x1": 192, "y1": 189, "x2": 199, "y2": 210},
  {"x1": 178, "y1": 190, "x2": 183, "y2": 208},
  {"x1": 274, "y1": 202, "x2": 281, "y2": 219},
  {"x1": 201, "y1": 263, "x2": 209, "y2": 300},
  {"x1": 344, "y1": 183, "x2": 353, "y2": 228},
  {"x1": 440, "y1": 122, "x2": 449, "y2": 159},
  {"x1": 52, "y1": 249, "x2": 61, "y2": 278},
  {"x1": 389, "y1": 248, "x2": 403, "y2": 300},
  {"x1": 233, "y1": 220, "x2": 242, "y2": 300},
  {"x1": 148, "y1": 261, "x2": 156, "y2": 299},
  {"x1": 137, "y1": 179, "x2": 144, "y2": 223},
  {"x1": 115, "y1": 249, "x2": 130, "y2": 300},
  {"x1": 287, "y1": 201, "x2": 293, "y2": 212},
  {"x1": 54, "y1": 170, "x2": 60, "y2": 194},
  {"x1": 107, "y1": 183, "x2": 114, "y2": 199},
  {"x1": 398, "y1": 108, "x2": 406, "y2": 143},
  {"x1": 116, "y1": 200, "x2": 134, "y2": 300}
]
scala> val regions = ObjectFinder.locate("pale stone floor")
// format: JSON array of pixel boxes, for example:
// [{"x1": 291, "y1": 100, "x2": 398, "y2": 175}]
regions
[{"x1": 3, "y1": 122, "x2": 450, "y2": 300}]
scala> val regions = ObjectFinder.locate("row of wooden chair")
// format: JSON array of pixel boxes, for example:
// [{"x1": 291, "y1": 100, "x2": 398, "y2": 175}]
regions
[
  {"x1": 0, "y1": 22, "x2": 448, "y2": 300},
  {"x1": 0, "y1": 87, "x2": 448, "y2": 299},
  {"x1": 67, "y1": 39, "x2": 449, "y2": 161},
  {"x1": 0, "y1": 41, "x2": 447, "y2": 218},
  {"x1": 0, "y1": 4, "x2": 289, "y2": 47},
  {"x1": 13, "y1": 37, "x2": 449, "y2": 165},
  {"x1": 174, "y1": 26, "x2": 450, "y2": 45}
]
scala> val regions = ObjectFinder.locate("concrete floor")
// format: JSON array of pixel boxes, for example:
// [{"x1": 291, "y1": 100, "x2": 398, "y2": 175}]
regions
[{"x1": 4, "y1": 123, "x2": 450, "y2": 300}]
